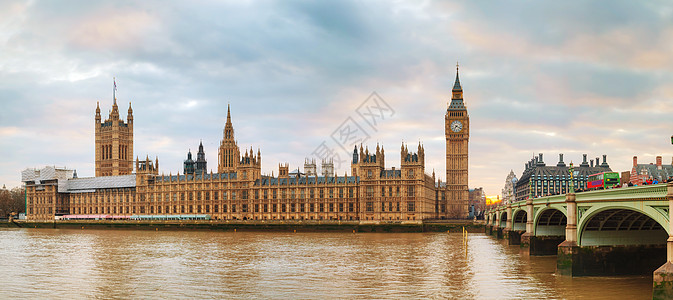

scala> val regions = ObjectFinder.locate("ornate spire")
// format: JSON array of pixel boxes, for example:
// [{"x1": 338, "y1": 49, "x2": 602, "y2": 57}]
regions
[
  {"x1": 223, "y1": 104, "x2": 235, "y2": 140},
  {"x1": 447, "y1": 63, "x2": 466, "y2": 111},
  {"x1": 226, "y1": 103, "x2": 231, "y2": 123},
  {"x1": 452, "y1": 62, "x2": 462, "y2": 92},
  {"x1": 95, "y1": 101, "x2": 101, "y2": 122}
]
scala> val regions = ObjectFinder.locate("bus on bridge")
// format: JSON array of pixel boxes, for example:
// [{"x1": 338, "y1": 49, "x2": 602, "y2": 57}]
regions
[{"x1": 587, "y1": 171, "x2": 620, "y2": 190}]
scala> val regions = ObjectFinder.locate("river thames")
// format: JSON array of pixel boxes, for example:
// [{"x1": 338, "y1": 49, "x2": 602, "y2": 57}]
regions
[{"x1": 0, "y1": 228, "x2": 652, "y2": 299}]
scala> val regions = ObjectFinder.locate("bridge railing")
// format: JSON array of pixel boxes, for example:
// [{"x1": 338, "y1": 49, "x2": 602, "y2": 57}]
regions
[
  {"x1": 575, "y1": 184, "x2": 668, "y2": 201},
  {"x1": 488, "y1": 183, "x2": 669, "y2": 213}
]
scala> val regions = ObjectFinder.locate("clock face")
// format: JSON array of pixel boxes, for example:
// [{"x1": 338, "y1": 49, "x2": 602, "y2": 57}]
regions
[{"x1": 450, "y1": 120, "x2": 463, "y2": 132}]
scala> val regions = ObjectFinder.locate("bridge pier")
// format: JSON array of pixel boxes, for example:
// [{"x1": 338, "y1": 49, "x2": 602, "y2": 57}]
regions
[
  {"x1": 493, "y1": 226, "x2": 503, "y2": 239},
  {"x1": 502, "y1": 204, "x2": 517, "y2": 244},
  {"x1": 486, "y1": 224, "x2": 500, "y2": 237},
  {"x1": 653, "y1": 181, "x2": 673, "y2": 299},
  {"x1": 522, "y1": 235, "x2": 565, "y2": 255},
  {"x1": 508, "y1": 230, "x2": 523, "y2": 245},
  {"x1": 493, "y1": 208, "x2": 504, "y2": 239},
  {"x1": 559, "y1": 244, "x2": 665, "y2": 276},
  {"x1": 557, "y1": 193, "x2": 578, "y2": 275}
]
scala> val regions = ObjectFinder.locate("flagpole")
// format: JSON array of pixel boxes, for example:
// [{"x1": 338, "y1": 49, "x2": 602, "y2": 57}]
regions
[{"x1": 113, "y1": 77, "x2": 116, "y2": 105}]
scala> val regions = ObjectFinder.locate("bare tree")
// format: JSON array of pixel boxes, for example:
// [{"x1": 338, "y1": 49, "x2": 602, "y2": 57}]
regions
[
  {"x1": 447, "y1": 204, "x2": 465, "y2": 219},
  {"x1": 10, "y1": 187, "x2": 25, "y2": 215},
  {"x1": 0, "y1": 186, "x2": 11, "y2": 218},
  {"x1": 0, "y1": 186, "x2": 25, "y2": 218}
]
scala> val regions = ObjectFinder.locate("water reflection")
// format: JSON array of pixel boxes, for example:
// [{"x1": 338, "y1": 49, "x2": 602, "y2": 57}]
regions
[{"x1": 0, "y1": 228, "x2": 651, "y2": 299}]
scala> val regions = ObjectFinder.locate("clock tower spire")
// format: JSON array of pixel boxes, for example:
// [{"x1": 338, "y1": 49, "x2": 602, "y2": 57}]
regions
[{"x1": 444, "y1": 64, "x2": 470, "y2": 218}]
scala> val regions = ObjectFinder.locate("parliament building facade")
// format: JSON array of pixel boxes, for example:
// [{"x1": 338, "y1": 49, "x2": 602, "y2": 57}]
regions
[{"x1": 22, "y1": 69, "x2": 471, "y2": 222}]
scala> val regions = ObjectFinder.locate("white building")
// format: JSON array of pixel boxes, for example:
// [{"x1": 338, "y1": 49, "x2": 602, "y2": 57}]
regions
[{"x1": 501, "y1": 170, "x2": 518, "y2": 205}]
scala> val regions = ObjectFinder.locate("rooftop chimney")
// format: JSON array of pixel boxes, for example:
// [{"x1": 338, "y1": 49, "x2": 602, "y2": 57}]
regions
[
  {"x1": 537, "y1": 153, "x2": 545, "y2": 166},
  {"x1": 596, "y1": 157, "x2": 600, "y2": 166},
  {"x1": 590, "y1": 159, "x2": 594, "y2": 168},
  {"x1": 581, "y1": 154, "x2": 589, "y2": 167},
  {"x1": 601, "y1": 154, "x2": 609, "y2": 168},
  {"x1": 657, "y1": 156, "x2": 662, "y2": 169},
  {"x1": 633, "y1": 156, "x2": 638, "y2": 167},
  {"x1": 557, "y1": 153, "x2": 566, "y2": 167}
]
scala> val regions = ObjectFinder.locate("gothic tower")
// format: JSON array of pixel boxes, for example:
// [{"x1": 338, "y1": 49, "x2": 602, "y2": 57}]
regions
[
  {"x1": 95, "y1": 79, "x2": 134, "y2": 176},
  {"x1": 184, "y1": 150, "x2": 195, "y2": 175},
  {"x1": 195, "y1": 141, "x2": 207, "y2": 175},
  {"x1": 445, "y1": 65, "x2": 470, "y2": 218},
  {"x1": 218, "y1": 104, "x2": 240, "y2": 173}
]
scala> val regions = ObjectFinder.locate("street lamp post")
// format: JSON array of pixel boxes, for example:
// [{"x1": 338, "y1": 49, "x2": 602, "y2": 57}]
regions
[{"x1": 568, "y1": 162, "x2": 575, "y2": 194}]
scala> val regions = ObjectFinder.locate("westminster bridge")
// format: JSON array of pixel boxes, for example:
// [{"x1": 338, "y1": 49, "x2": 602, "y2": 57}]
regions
[{"x1": 485, "y1": 181, "x2": 673, "y2": 298}]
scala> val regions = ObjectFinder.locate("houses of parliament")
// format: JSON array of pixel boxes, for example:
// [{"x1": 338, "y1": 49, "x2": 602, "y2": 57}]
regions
[{"x1": 22, "y1": 69, "x2": 471, "y2": 222}]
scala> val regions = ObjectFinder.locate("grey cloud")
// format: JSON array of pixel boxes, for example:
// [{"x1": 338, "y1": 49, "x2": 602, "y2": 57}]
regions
[{"x1": 2, "y1": 0, "x2": 673, "y2": 196}]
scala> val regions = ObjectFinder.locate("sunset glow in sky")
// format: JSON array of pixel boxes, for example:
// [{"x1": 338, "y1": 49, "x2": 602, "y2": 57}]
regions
[{"x1": 1, "y1": 1, "x2": 672, "y2": 196}]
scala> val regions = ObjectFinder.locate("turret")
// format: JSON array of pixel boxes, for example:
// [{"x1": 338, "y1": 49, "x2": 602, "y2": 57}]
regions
[
  {"x1": 321, "y1": 159, "x2": 334, "y2": 177},
  {"x1": 279, "y1": 163, "x2": 289, "y2": 178},
  {"x1": 401, "y1": 142, "x2": 423, "y2": 180},
  {"x1": 184, "y1": 150, "x2": 195, "y2": 175},
  {"x1": 417, "y1": 141, "x2": 425, "y2": 165},
  {"x1": 127, "y1": 102, "x2": 133, "y2": 124},
  {"x1": 305, "y1": 158, "x2": 317, "y2": 177},
  {"x1": 136, "y1": 155, "x2": 159, "y2": 175},
  {"x1": 195, "y1": 140, "x2": 207, "y2": 174},
  {"x1": 95, "y1": 101, "x2": 101, "y2": 123}
]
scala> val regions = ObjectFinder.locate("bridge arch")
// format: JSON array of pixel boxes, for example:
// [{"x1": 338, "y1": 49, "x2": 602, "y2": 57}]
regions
[
  {"x1": 499, "y1": 211, "x2": 507, "y2": 228},
  {"x1": 578, "y1": 206, "x2": 669, "y2": 246},
  {"x1": 512, "y1": 208, "x2": 526, "y2": 231},
  {"x1": 534, "y1": 207, "x2": 567, "y2": 236}
]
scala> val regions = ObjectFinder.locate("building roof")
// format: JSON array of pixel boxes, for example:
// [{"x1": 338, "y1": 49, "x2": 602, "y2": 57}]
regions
[
  {"x1": 21, "y1": 166, "x2": 74, "y2": 192},
  {"x1": 156, "y1": 172, "x2": 237, "y2": 182},
  {"x1": 67, "y1": 175, "x2": 136, "y2": 193},
  {"x1": 452, "y1": 68, "x2": 462, "y2": 91},
  {"x1": 634, "y1": 164, "x2": 673, "y2": 181},
  {"x1": 515, "y1": 154, "x2": 612, "y2": 191}
]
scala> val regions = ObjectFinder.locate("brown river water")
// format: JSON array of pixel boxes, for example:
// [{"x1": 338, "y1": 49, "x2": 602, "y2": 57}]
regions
[{"x1": 0, "y1": 228, "x2": 652, "y2": 299}]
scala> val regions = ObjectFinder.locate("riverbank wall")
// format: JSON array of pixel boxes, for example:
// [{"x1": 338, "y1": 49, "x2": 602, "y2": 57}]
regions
[{"x1": 1, "y1": 220, "x2": 484, "y2": 233}]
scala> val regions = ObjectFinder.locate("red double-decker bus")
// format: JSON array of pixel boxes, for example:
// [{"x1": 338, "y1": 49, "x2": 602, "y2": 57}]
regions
[{"x1": 587, "y1": 172, "x2": 620, "y2": 190}]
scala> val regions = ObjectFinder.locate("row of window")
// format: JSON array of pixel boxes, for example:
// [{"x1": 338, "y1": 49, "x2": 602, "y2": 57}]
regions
[
  {"x1": 365, "y1": 201, "x2": 414, "y2": 212},
  {"x1": 71, "y1": 202, "x2": 360, "y2": 215}
]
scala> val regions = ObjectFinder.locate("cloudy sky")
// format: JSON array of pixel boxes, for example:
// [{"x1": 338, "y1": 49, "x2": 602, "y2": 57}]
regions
[{"x1": 1, "y1": 1, "x2": 672, "y2": 196}]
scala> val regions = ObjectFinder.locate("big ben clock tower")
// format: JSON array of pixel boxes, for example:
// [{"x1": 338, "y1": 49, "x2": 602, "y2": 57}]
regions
[{"x1": 445, "y1": 64, "x2": 469, "y2": 218}]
